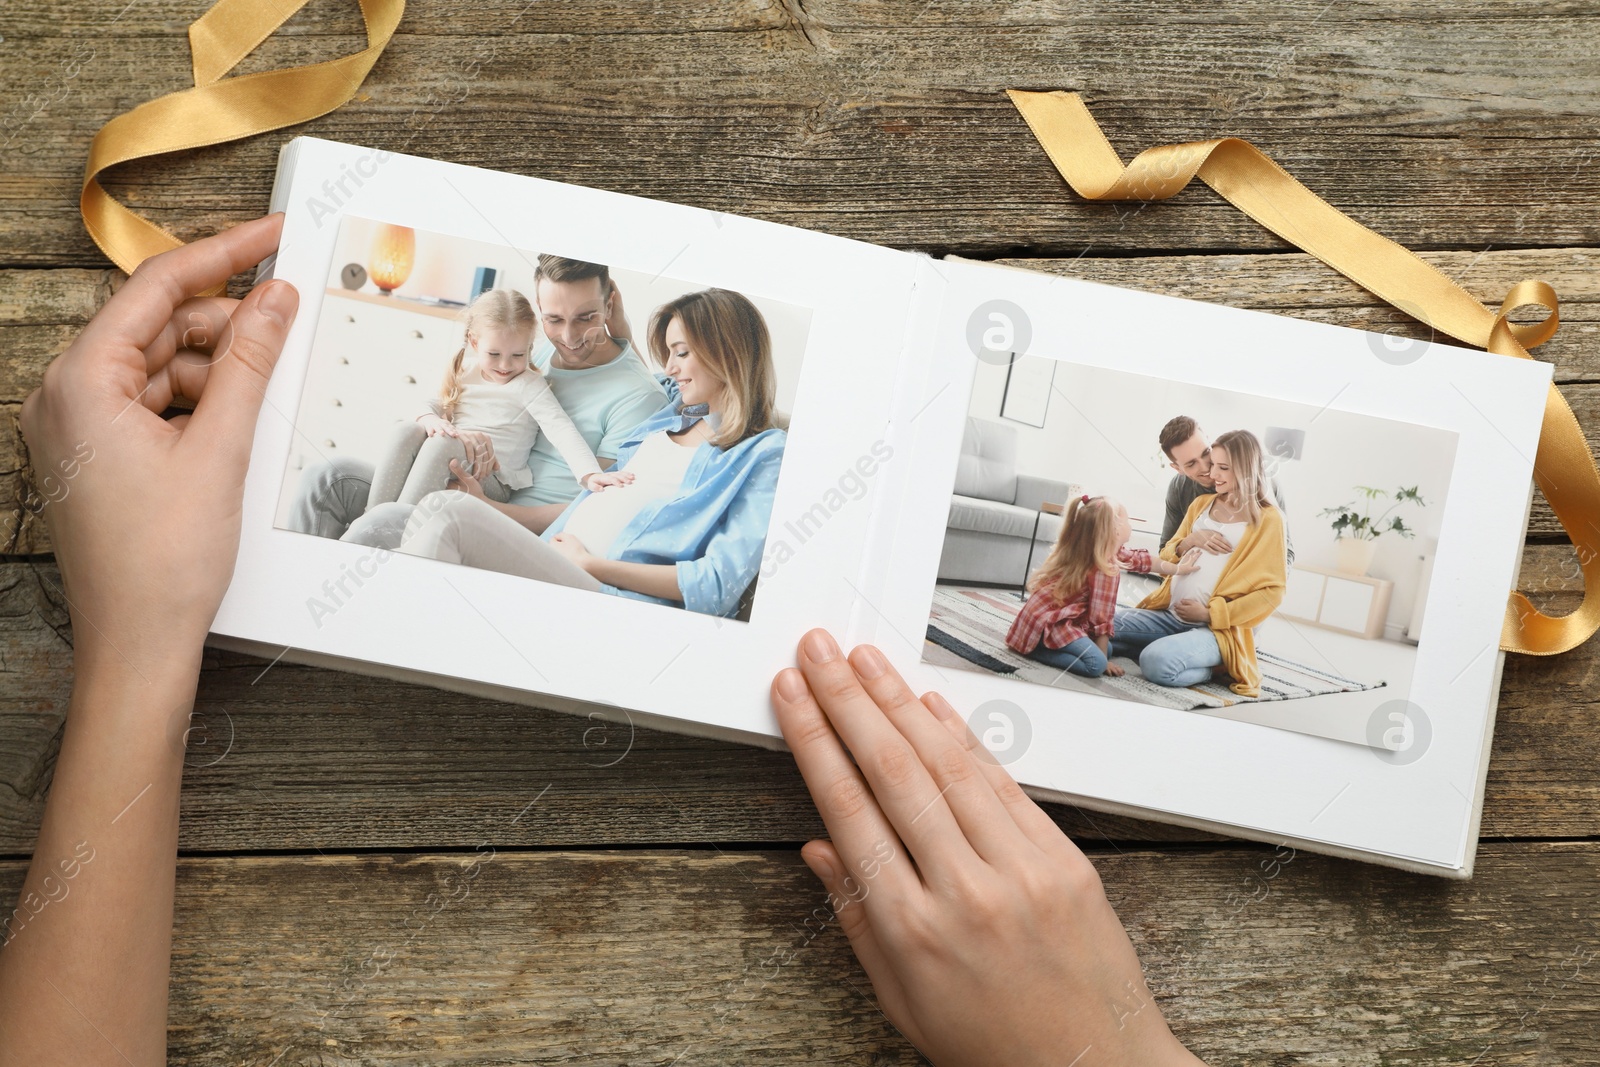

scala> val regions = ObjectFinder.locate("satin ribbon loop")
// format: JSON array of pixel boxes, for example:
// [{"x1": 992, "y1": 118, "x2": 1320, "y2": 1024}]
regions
[
  {"x1": 1494, "y1": 280, "x2": 1561, "y2": 351},
  {"x1": 1008, "y1": 89, "x2": 1600, "y2": 656}
]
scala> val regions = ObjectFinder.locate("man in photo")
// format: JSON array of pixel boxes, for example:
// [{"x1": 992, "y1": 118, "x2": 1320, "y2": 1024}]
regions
[
  {"x1": 1158, "y1": 415, "x2": 1294, "y2": 566},
  {"x1": 286, "y1": 255, "x2": 668, "y2": 544}
]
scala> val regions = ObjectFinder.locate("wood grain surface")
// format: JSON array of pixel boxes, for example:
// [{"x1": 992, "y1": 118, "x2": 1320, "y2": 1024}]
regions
[{"x1": 2, "y1": 0, "x2": 1598, "y2": 1062}]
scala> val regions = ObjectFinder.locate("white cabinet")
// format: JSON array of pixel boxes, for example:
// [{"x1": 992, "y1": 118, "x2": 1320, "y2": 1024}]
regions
[
  {"x1": 287, "y1": 290, "x2": 465, "y2": 474},
  {"x1": 1277, "y1": 565, "x2": 1395, "y2": 640}
]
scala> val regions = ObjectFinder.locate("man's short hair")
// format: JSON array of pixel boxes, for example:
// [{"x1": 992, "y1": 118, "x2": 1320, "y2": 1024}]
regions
[
  {"x1": 534, "y1": 255, "x2": 611, "y2": 298},
  {"x1": 1159, "y1": 415, "x2": 1200, "y2": 460}
]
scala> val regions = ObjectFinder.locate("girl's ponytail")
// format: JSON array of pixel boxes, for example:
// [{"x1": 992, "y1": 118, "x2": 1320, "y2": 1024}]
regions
[
  {"x1": 438, "y1": 343, "x2": 468, "y2": 422},
  {"x1": 1027, "y1": 493, "x2": 1118, "y2": 601}
]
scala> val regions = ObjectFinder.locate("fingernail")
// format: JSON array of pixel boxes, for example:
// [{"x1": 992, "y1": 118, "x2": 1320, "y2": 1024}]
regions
[
  {"x1": 803, "y1": 630, "x2": 838, "y2": 664},
  {"x1": 853, "y1": 645, "x2": 887, "y2": 679},
  {"x1": 924, "y1": 691, "x2": 956, "y2": 721},
  {"x1": 257, "y1": 280, "x2": 299, "y2": 326},
  {"x1": 806, "y1": 849, "x2": 837, "y2": 884},
  {"x1": 774, "y1": 668, "x2": 808, "y2": 703}
]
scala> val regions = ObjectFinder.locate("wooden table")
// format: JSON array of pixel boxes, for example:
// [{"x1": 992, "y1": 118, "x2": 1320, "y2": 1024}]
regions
[{"x1": 3, "y1": 3, "x2": 1599, "y2": 1062}]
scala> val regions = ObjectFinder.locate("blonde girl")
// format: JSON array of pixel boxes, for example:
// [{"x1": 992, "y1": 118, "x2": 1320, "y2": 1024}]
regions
[
  {"x1": 367, "y1": 288, "x2": 630, "y2": 510},
  {"x1": 1006, "y1": 494, "x2": 1199, "y2": 678}
]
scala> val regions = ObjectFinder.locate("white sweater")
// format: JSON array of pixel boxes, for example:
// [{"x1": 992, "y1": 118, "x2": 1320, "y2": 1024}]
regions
[{"x1": 424, "y1": 369, "x2": 601, "y2": 491}]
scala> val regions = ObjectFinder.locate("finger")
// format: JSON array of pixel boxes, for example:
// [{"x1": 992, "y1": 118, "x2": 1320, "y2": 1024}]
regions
[
  {"x1": 846, "y1": 644, "x2": 1025, "y2": 868},
  {"x1": 796, "y1": 630, "x2": 978, "y2": 878},
  {"x1": 137, "y1": 348, "x2": 216, "y2": 415},
  {"x1": 921, "y1": 691, "x2": 1080, "y2": 861},
  {"x1": 771, "y1": 662, "x2": 917, "y2": 900},
  {"x1": 798, "y1": 840, "x2": 914, "y2": 1026},
  {"x1": 184, "y1": 278, "x2": 299, "y2": 472},
  {"x1": 144, "y1": 296, "x2": 239, "y2": 378},
  {"x1": 84, "y1": 214, "x2": 284, "y2": 353}
]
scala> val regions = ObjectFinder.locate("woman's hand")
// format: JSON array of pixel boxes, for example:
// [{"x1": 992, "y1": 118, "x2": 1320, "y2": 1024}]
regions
[
  {"x1": 581, "y1": 470, "x2": 636, "y2": 492},
  {"x1": 548, "y1": 532, "x2": 594, "y2": 571},
  {"x1": 1173, "y1": 597, "x2": 1211, "y2": 625},
  {"x1": 1179, "y1": 529, "x2": 1232, "y2": 555},
  {"x1": 770, "y1": 631, "x2": 1203, "y2": 1067},
  {"x1": 19, "y1": 213, "x2": 299, "y2": 677},
  {"x1": 453, "y1": 428, "x2": 499, "y2": 480},
  {"x1": 445, "y1": 458, "x2": 489, "y2": 501},
  {"x1": 419, "y1": 413, "x2": 458, "y2": 438}
]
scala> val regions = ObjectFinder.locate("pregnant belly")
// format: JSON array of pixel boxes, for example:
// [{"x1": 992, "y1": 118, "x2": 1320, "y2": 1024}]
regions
[{"x1": 1170, "y1": 550, "x2": 1233, "y2": 606}]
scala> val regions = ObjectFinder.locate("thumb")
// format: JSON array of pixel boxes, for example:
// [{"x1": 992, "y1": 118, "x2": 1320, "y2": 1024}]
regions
[
  {"x1": 800, "y1": 840, "x2": 917, "y2": 1037},
  {"x1": 189, "y1": 279, "x2": 299, "y2": 470},
  {"x1": 800, "y1": 840, "x2": 880, "y2": 962}
]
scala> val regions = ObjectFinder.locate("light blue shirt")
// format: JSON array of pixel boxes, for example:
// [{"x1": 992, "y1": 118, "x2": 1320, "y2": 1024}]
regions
[
  {"x1": 506, "y1": 338, "x2": 667, "y2": 506},
  {"x1": 543, "y1": 380, "x2": 787, "y2": 618}
]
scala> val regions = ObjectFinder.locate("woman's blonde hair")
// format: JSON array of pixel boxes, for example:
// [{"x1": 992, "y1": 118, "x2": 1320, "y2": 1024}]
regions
[
  {"x1": 1028, "y1": 495, "x2": 1120, "y2": 601},
  {"x1": 647, "y1": 289, "x2": 777, "y2": 448},
  {"x1": 437, "y1": 288, "x2": 537, "y2": 421},
  {"x1": 1211, "y1": 429, "x2": 1273, "y2": 527}
]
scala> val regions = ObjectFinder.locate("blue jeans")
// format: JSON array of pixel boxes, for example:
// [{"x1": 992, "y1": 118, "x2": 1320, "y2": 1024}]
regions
[
  {"x1": 1024, "y1": 636, "x2": 1108, "y2": 678},
  {"x1": 1110, "y1": 607, "x2": 1224, "y2": 688}
]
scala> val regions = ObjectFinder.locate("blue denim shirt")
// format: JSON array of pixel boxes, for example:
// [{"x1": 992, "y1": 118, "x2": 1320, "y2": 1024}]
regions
[{"x1": 542, "y1": 376, "x2": 787, "y2": 617}]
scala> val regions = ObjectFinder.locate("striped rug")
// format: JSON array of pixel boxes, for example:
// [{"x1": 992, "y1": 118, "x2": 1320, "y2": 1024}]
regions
[{"x1": 924, "y1": 580, "x2": 1386, "y2": 710}]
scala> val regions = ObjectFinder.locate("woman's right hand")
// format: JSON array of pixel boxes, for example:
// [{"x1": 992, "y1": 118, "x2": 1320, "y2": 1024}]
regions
[{"x1": 771, "y1": 630, "x2": 1204, "y2": 1067}]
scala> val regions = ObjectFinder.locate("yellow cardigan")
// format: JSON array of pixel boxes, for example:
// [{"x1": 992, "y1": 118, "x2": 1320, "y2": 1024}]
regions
[{"x1": 1135, "y1": 494, "x2": 1287, "y2": 697}]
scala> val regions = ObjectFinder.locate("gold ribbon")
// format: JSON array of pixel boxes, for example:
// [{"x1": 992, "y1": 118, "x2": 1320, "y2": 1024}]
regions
[
  {"x1": 1007, "y1": 89, "x2": 1600, "y2": 656},
  {"x1": 81, "y1": 0, "x2": 404, "y2": 290}
]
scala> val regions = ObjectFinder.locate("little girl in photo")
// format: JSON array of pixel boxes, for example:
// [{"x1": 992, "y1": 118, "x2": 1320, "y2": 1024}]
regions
[
  {"x1": 1006, "y1": 494, "x2": 1201, "y2": 678},
  {"x1": 367, "y1": 288, "x2": 631, "y2": 510}
]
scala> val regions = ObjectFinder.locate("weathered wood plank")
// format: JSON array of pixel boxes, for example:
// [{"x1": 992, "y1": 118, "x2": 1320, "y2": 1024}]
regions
[
  {"x1": 4, "y1": 248, "x2": 1597, "y2": 551},
  {"x1": 5, "y1": 2, "x2": 1600, "y2": 264},
  {"x1": 2, "y1": 842, "x2": 1596, "y2": 1064},
  {"x1": 0, "y1": 548, "x2": 1593, "y2": 855}
]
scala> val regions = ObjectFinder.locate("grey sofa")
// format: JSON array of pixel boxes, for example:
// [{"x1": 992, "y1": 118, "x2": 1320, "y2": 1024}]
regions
[{"x1": 936, "y1": 417, "x2": 1078, "y2": 587}]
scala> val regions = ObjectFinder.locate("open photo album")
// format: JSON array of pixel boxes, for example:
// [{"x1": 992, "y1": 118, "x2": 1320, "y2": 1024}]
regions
[{"x1": 213, "y1": 136, "x2": 1554, "y2": 877}]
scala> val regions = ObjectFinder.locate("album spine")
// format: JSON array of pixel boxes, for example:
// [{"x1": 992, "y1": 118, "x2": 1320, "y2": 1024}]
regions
[{"x1": 845, "y1": 252, "x2": 946, "y2": 639}]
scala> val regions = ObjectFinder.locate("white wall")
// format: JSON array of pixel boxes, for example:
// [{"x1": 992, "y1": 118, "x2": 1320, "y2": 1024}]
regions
[
  {"x1": 968, "y1": 356, "x2": 1458, "y2": 636},
  {"x1": 328, "y1": 216, "x2": 810, "y2": 416}
]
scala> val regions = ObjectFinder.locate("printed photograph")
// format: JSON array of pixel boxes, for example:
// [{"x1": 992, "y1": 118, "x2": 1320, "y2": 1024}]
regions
[
  {"x1": 923, "y1": 357, "x2": 1459, "y2": 748},
  {"x1": 275, "y1": 215, "x2": 813, "y2": 622}
]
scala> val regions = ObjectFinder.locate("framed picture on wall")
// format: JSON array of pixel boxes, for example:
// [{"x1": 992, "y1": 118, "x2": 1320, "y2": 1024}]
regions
[{"x1": 999, "y1": 352, "x2": 1055, "y2": 426}]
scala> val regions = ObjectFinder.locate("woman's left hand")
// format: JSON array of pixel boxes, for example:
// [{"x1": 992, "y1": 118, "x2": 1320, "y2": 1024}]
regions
[
  {"x1": 549, "y1": 532, "x2": 594, "y2": 571},
  {"x1": 1173, "y1": 597, "x2": 1211, "y2": 625},
  {"x1": 19, "y1": 213, "x2": 298, "y2": 676}
]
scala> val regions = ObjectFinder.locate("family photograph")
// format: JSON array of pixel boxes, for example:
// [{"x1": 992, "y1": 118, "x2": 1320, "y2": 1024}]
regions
[
  {"x1": 274, "y1": 216, "x2": 813, "y2": 622},
  {"x1": 924, "y1": 357, "x2": 1459, "y2": 749}
]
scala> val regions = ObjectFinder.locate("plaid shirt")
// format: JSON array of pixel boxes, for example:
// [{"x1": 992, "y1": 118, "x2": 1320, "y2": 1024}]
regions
[{"x1": 1006, "y1": 546, "x2": 1154, "y2": 654}]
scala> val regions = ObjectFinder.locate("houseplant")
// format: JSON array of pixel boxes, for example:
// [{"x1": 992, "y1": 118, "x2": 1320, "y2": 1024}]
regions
[{"x1": 1320, "y1": 486, "x2": 1425, "y2": 576}]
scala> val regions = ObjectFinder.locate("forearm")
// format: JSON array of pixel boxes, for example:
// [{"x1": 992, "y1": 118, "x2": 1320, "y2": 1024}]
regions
[
  {"x1": 586, "y1": 558, "x2": 683, "y2": 602},
  {"x1": 0, "y1": 640, "x2": 202, "y2": 1065}
]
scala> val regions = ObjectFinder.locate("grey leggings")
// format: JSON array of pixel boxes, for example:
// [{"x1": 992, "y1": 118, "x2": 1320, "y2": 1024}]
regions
[
  {"x1": 285, "y1": 456, "x2": 598, "y2": 592},
  {"x1": 396, "y1": 491, "x2": 601, "y2": 591},
  {"x1": 368, "y1": 421, "x2": 511, "y2": 509}
]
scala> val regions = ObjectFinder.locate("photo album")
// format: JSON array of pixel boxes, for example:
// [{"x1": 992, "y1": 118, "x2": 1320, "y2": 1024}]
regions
[{"x1": 212, "y1": 136, "x2": 1553, "y2": 877}]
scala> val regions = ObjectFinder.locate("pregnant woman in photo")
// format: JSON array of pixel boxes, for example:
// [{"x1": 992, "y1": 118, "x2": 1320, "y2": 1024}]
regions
[
  {"x1": 1111, "y1": 429, "x2": 1287, "y2": 696},
  {"x1": 395, "y1": 287, "x2": 786, "y2": 618}
]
